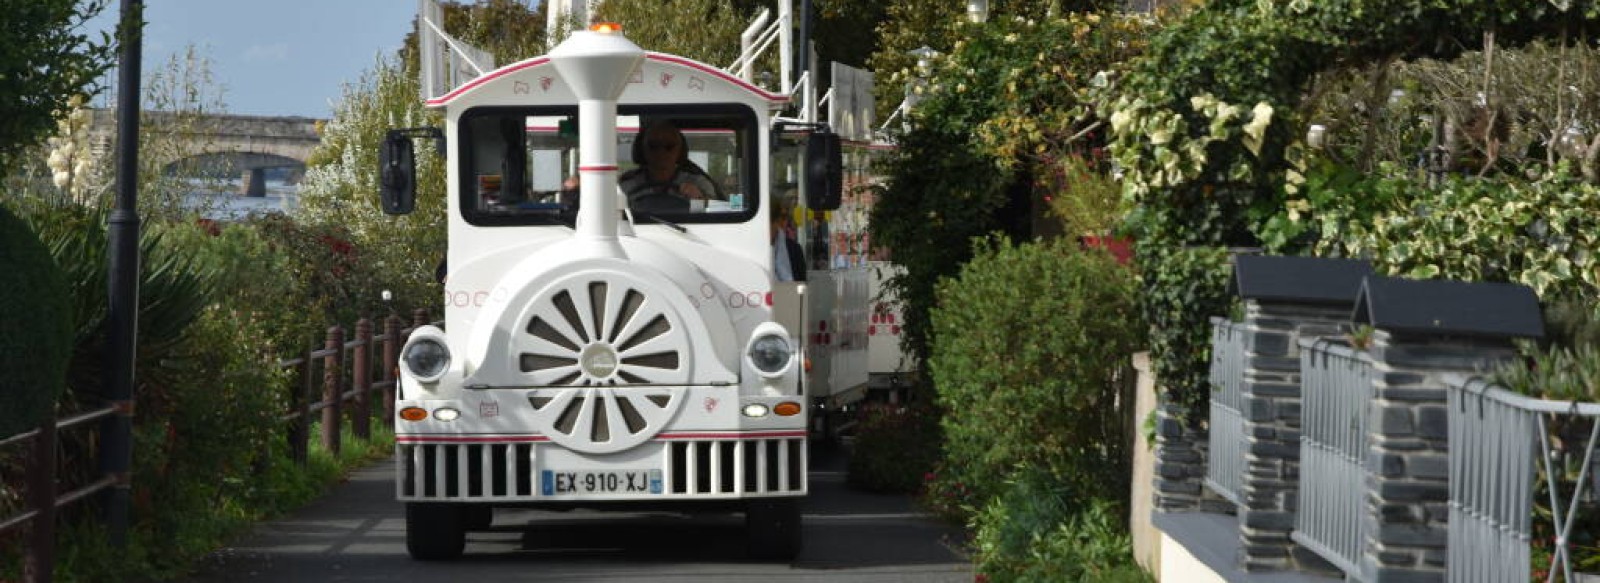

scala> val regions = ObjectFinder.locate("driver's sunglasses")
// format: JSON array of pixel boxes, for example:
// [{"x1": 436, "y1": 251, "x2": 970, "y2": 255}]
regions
[{"x1": 646, "y1": 141, "x2": 678, "y2": 152}]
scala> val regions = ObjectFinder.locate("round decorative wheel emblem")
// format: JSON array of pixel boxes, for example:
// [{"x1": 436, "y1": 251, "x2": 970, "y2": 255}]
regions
[{"x1": 511, "y1": 274, "x2": 690, "y2": 454}]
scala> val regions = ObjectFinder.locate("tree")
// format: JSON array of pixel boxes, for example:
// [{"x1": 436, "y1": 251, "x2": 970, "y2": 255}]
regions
[
  {"x1": 593, "y1": 0, "x2": 756, "y2": 68},
  {"x1": 0, "y1": 0, "x2": 115, "y2": 176}
]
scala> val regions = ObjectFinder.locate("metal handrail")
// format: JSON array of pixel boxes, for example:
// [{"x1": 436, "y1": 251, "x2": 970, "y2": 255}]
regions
[
  {"x1": 1204, "y1": 317, "x2": 1246, "y2": 506},
  {"x1": 1446, "y1": 374, "x2": 1597, "y2": 583},
  {"x1": 1292, "y1": 337, "x2": 1372, "y2": 579}
]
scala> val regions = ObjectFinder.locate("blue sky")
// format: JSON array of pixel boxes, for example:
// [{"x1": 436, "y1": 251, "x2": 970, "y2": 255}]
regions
[{"x1": 87, "y1": 1, "x2": 473, "y2": 119}]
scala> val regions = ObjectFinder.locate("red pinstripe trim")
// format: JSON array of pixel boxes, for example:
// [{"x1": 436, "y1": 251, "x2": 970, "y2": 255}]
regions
[
  {"x1": 579, "y1": 165, "x2": 619, "y2": 172},
  {"x1": 656, "y1": 430, "x2": 808, "y2": 440},
  {"x1": 645, "y1": 53, "x2": 790, "y2": 103},
  {"x1": 397, "y1": 435, "x2": 550, "y2": 443},
  {"x1": 425, "y1": 57, "x2": 552, "y2": 106},
  {"x1": 397, "y1": 430, "x2": 806, "y2": 445},
  {"x1": 425, "y1": 53, "x2": 790, "y2": 107}
]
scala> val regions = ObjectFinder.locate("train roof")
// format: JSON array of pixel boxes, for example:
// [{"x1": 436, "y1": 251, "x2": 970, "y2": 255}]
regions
[{"x1": 425, "y1": 52, "x2": 791, "y2": 112}]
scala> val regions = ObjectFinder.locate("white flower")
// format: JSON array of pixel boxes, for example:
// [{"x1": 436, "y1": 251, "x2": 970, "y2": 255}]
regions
[{"x1": 53, "y1": 171, "x2": 71, "y2": 189}]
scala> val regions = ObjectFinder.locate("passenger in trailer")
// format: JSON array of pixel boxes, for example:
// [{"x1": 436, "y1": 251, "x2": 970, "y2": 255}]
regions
[
  {"x1": 620, "y1": 120, "x2": 720, "y2": 212},
  {"x1": 772, "y1": 198, "x2": 806, "y2": 282}
]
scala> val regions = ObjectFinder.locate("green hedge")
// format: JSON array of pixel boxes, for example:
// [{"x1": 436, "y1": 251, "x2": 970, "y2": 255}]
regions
[
  {"x1": 0, "y1": 203, "x2": 72, "y2": 438},
  {"x1": 929, "y1": 236, "x2": 1144, "y2": 504},
  {"x1": 972, "y1": 466, "x2": 1151, "y2": 583}
]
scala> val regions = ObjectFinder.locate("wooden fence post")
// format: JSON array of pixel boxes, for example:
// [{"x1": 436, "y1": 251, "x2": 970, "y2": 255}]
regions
[
  {"x1": 412, "y1": 308, "x2": 428, "y2": 329},
  {"x1": 352, "y1": 319, "x2": 372, "y2": 441},
  {"x1": 24, "y1": 419, "x2": 56, "y2": 583},
  {"x1": 291, "y1": 347, "x2": 315, "y2": 466},
  {"x1": 383, "y1": 315, "x2": 402, "y2": 429},
  {"x1": 322, "y1": 326, "x2": 344, "y2": 456}
]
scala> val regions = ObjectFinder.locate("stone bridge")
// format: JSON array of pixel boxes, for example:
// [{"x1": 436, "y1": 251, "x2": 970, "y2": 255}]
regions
[{"x1": 86, "y1": 108, "x2": 325, "y2": 197}]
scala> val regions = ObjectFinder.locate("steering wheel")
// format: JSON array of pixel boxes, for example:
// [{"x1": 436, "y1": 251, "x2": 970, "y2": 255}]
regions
[{"x1": 630, "y1": 190, "x2": 689, "y2": 214}]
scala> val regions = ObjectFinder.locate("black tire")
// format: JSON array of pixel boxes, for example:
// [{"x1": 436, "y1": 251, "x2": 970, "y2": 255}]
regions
[
  {"x1": 464, "y1": 504, "x2": 493, "y2": 531},
  {"x1": 406, "y1": 503, "x2": 466, "y2": 560},
  {"x1": 745, "y1": 498, "x2": 802, "y2": 561}
]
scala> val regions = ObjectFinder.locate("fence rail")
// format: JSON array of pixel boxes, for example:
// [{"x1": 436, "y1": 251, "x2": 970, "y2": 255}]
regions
[
  {"x1": 1446, "y1": 374, "x2": 1593, "y2": 583},
  {"x1": 1205, "y1": 317, "x2": 1246, "y2": 506},
  {"x1": 0, "y1": 309, "x2": 428, "y2": 583},
  {"x1": 1292, "y1": 338, "x2": 1371, "y2": 579}
]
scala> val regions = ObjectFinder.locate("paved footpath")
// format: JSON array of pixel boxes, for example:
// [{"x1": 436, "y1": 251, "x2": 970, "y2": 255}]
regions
[{"x1": 181, "y1": 449, "x2": 972, "y2": 582}]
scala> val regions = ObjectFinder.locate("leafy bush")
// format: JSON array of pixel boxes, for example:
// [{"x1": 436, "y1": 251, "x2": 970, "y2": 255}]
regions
[
  {"x1": 929, "y1": 236, "x2": 1143, "y2": 503},
  {"x1": 972, "y1": 466, "x2": 1150, "y2": 583},
  {"x1": 868, "y1": 11, "x2": 1152, "y2": 368},
  {"x1": 0, "y1": 203, "x2": 72, "y2": 438},
  {"x1": 846, "y1": 402, "x2": 941, "y2": 494},
  {"x1": 1314, "y1": 169, "x2": 1600, "y2": 304}
]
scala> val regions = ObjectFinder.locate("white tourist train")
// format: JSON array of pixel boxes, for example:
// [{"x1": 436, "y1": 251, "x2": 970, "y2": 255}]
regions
[{"x1": 377, "y1": 0, "x2": 907, "y2": 561}]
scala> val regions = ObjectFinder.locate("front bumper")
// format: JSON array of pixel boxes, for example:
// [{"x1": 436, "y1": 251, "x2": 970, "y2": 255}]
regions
[{"x1": 396, "y1": 432, "x2": 807, "y2": 502}]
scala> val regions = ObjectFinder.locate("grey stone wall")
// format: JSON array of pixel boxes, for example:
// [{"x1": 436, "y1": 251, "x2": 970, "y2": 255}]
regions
[
  {"x1": 1239, "y1": 300, "x2": 1349, "y2": 572},
  {"x1": 1360, "y1": 330, "x2": 1517, "y2": 583},
  {"x1": 1155, "y1": 404, "x2": 1234, "y2": 514}
]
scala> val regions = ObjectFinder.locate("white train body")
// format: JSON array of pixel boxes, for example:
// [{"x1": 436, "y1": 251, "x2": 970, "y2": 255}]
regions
[{"x1": 395, "y1": 32, "x2": 813, "y2": 507}]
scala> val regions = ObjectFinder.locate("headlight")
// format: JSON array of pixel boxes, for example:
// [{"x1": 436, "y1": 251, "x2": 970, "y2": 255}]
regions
[
  {"x1": 403, "y1": 337, "x2": 451, "y2": 382},
  {"x1": 747, "y1": 334, "x2": 792, "y2": 375}
]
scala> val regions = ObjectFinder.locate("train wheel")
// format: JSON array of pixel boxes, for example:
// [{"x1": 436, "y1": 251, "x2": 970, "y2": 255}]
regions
[
  {"x1": 464, "y1": 504, "x2": 493, "y2": 531},
  {"x1": 745, "y1": 498, "x2": 802, "y2": 561},
  {"x1": 406, "y1": 503, "x2": 466, "y2": 560}
]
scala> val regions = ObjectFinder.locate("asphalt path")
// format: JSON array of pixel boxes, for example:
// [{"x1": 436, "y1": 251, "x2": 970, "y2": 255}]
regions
[{"x1": 181, "y1": 448, "x2": 972, "y2": 582}]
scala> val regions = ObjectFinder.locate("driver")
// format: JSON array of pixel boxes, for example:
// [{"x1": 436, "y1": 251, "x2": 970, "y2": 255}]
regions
[{"x1": 619, "y1": 121, "x2": 719, "y2": 207}]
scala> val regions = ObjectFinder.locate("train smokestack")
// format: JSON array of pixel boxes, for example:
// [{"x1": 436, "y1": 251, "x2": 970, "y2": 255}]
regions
[{"x1": 548, "y1": 25, "x2": 644, "y2": 244}]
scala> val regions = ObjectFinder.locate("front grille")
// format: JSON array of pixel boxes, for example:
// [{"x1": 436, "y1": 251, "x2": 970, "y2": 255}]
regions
[
  {"x1": 666, "y1": 439, "x2": 805, "y2": 495},
  {"x1": 398, "y1": 438, "x2": 806, "y2": 500}
]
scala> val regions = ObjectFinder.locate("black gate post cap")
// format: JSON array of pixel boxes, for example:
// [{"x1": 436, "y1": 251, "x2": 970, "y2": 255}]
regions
[
  {"x1": 1229, "y1": 255, "x2": 1373, "y2": 307},
  {"x1": 1351, "y1": 275, "x2": 1544, "y2": 340}
]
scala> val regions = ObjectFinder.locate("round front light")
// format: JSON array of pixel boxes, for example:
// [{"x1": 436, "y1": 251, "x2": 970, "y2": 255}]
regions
[
  {"x1": 403, "y1": 338, "x2": 451, "y2": 382},
  {"x1": 747, "y1": 335, "x2": 792, "y2": 375}
]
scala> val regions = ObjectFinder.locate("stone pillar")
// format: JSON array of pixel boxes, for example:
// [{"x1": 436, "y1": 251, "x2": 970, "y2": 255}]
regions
[
  {"x1": 1239, "y1": 300, "x2": 1348, "y2": 571},
  {"x1": 1353, "y1": 277, "x2": 1542, "y2": 582},
  {"x1": 1360, "y1": 331, "x2": 1517, "y2": 581},
  {"x1": 240, "y1": 167, "x2": 266, "y2": 197},
  {"x1": 1153, "y1": 404, "x2": 1209, "y2": 512},
  {"x1": 1229, "y1": 255, "x2": 1370, "y2": 572}
]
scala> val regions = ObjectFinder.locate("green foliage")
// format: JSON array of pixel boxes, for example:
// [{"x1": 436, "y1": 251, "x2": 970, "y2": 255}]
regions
[
  {"x1": 971, "y1": 466, "x2": 1150, "y2": 583},
  {"x1": 593, "y1": 0, "x2": 754, "y2": 66},
  {"x1": 1136, "y1": 243, "x2": 1233, "y2": 422},
  {"x1": 0, "y1": 0, "x2": 114, "y2": 176},
  {"x1": 868, "y1": 11, "x2": 1150, "y2": 367},
  {"x1": 929, "y1": 237, "x2": 1143, "y2": 503},
  {"x1": 297, "y1": 52, "x2": 445, "y2": 319},
  {"x1": 0, "y1": 203, "x2": 72, "y2": 437},
  {"x1": 1491, "y1": 343, "x2": 1600, "y2": 401},
  {"x1": 1313, "y1": 169, "x2": 1600, "y2": 302},
  {"x1": 846, "y1": 402, "x2": 941, "y2": 494},
  {"x1": 867, "y1": 0, "x2": 1121, "y2": 119},
  {"x1": 869, "y1": 122, "x2": 1008, "y2": 366}
]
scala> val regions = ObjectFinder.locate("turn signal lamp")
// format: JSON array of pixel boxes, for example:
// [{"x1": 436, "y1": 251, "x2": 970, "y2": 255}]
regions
[
  {"x1": 399, "y1": 407, "x2": 429, "y2": 422},
  {"x1": 590, "y1": 22, "x2": 623, "y2": 34},
  {"x1": 773, "y1": 401, "x2": 802, "y2": 417}
]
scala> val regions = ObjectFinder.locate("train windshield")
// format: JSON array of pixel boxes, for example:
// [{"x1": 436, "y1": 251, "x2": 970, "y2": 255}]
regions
[{"x1": 457, "y1": 104, "x2": 759, "y2": 227}]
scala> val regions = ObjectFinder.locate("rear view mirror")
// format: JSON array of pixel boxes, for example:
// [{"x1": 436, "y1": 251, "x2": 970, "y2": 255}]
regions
[
  {"x1": 805, "y1": 132, "x2": 842, "y2": 211},
  {"x1": 380, "y1": 131, "x2": 416, "y2": 215}
]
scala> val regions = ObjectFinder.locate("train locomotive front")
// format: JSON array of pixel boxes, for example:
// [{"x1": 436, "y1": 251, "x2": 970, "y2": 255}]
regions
[{"x1": 384, "y1": 26, "x2": 815, "y2": 561}]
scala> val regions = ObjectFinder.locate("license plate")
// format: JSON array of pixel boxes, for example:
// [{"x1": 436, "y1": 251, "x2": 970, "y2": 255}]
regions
[{"x1": 541, "y1": 469, "x2": 662, "y2": 496}]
